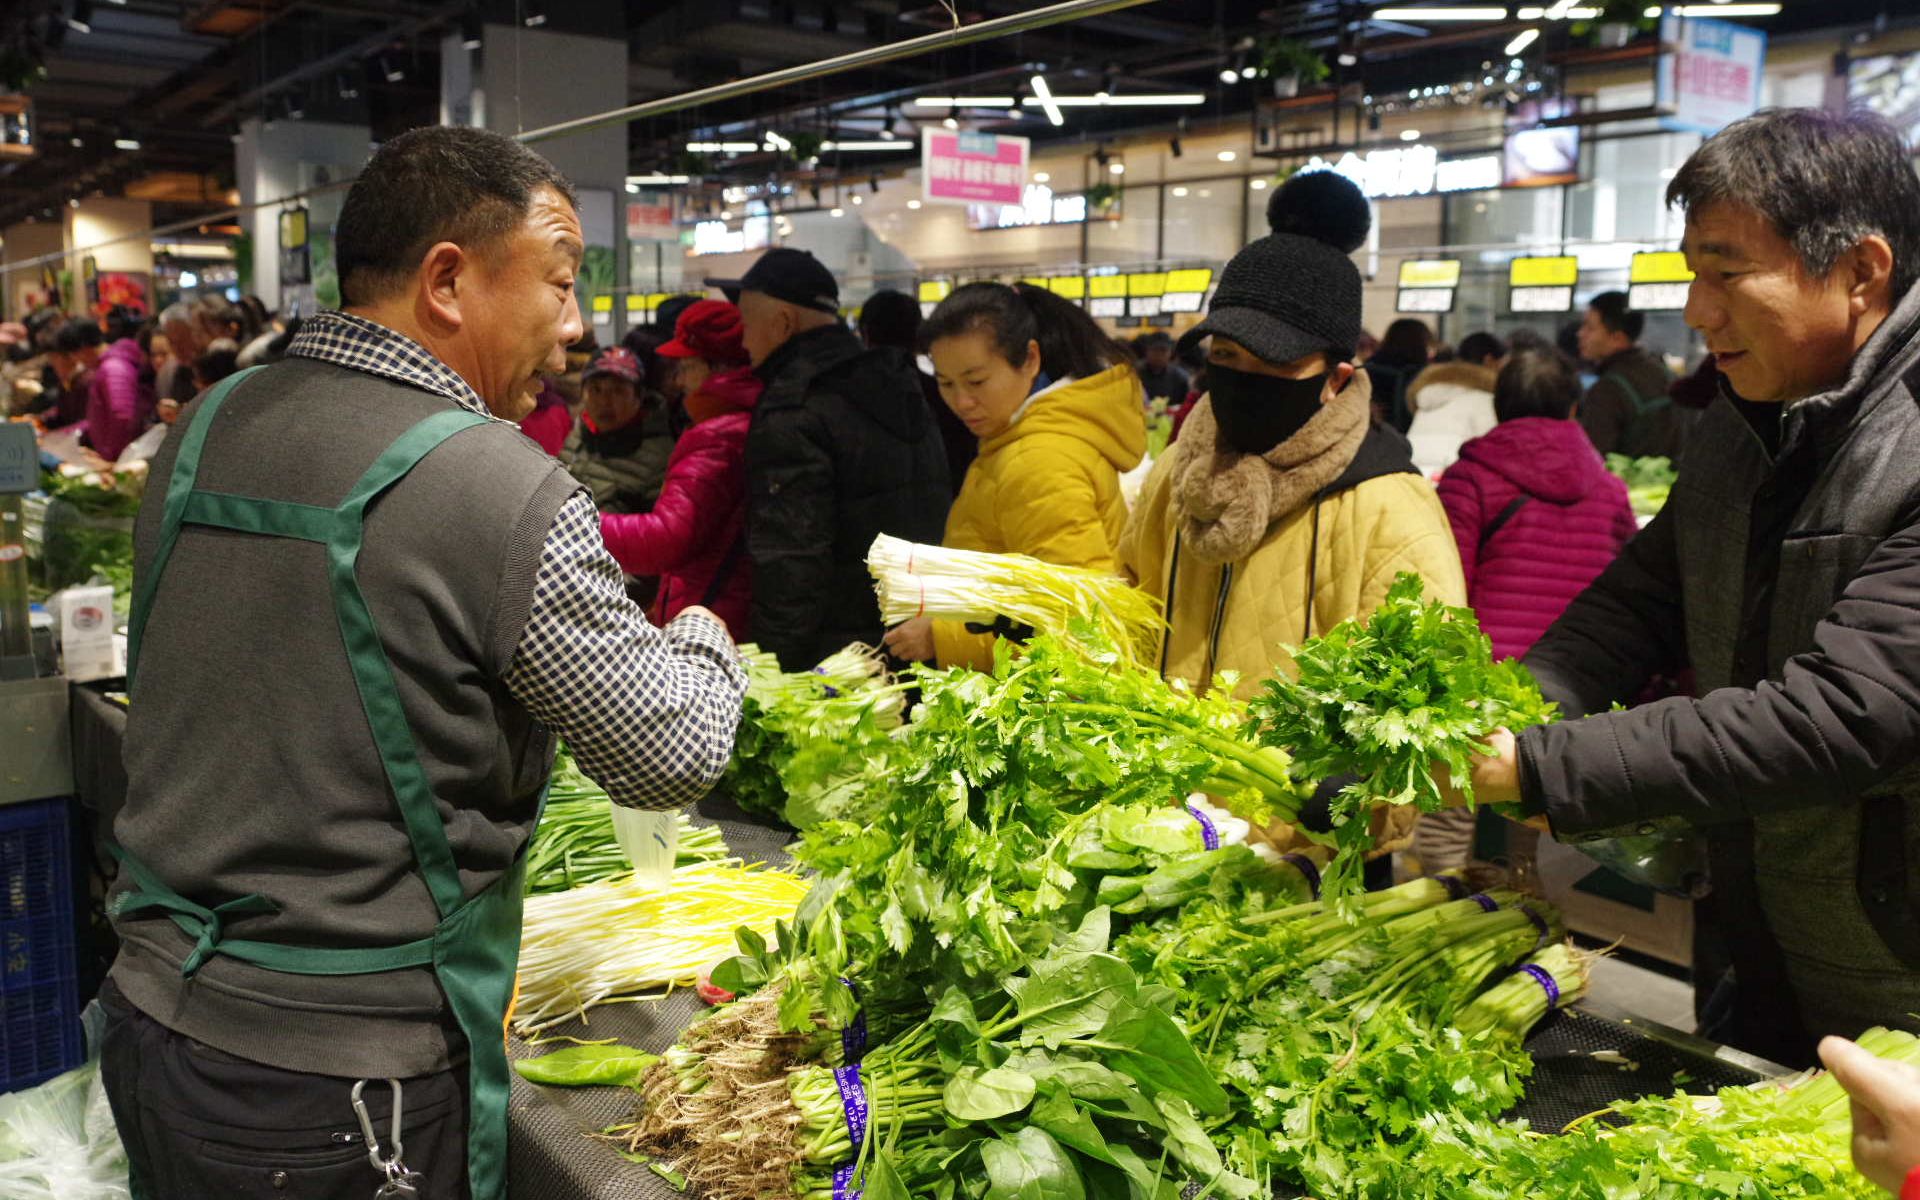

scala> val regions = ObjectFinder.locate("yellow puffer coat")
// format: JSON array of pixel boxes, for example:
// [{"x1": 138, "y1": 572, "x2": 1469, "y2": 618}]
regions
[
  {"x1": 1119, "y1": 416, "x2": 1466, "y2": 856},
  {"x1": 932, "y1": 364, "x2": 1148, "y2": 670}
]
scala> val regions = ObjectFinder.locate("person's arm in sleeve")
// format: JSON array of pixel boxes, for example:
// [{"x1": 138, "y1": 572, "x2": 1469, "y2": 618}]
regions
[
  {"x1": 1522, "y1": 499, "x2": 1686, "y2": 720},
  {"x1": 1519, "y1": 507, "x2": 1920, "y2": 839},
  {"x1": 931, "y1": 451, "x2": 1115, "y2": 670},
  {"x1": 601, "y1": 441, "x2": 729, "y2": 578},
  {"x1": 502, "y1": 493, "x2": 747, "y2": 810},
  {"x1": 85, "y1": 361, "x2": 142, "y2": 462},
  {"x1": 1577, "y1": 379, "x2": 1629, "y2": 456},
  {"x1": 1435, "y1": 464, "x2": 1483, "y2": 595},
  {"x1": 1355, "y1": 483, "x2": 1468, "y2": 613},
  {"x1": 745, "y1": 407, "x2": 836, "y2": 670}
]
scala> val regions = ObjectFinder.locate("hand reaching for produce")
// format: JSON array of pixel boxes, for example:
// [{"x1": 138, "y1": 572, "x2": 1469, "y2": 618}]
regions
[
  {"x1": 1820, "y1": 1034, "x2": 1920, "y2": 1195},
  {"x1": 1436, "y1": 728, "x2": 1522, "y2": 809},
  {"x1": 881, "y1": 615, "x2": 936, "y2": 663}
]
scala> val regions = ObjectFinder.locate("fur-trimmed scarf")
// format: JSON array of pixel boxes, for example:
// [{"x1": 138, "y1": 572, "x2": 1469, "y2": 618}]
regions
[{"x1": 1169, "y1": 374, "x2": 1371, "y2": 565}]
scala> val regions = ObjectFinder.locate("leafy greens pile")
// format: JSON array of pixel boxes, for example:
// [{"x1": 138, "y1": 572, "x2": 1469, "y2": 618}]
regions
[
  {"x1": 1605, "y1": 453, "x2": 1677, "y2": 519},
  {"x1": 1249, "y1": 573, "x2": 1558, "y2": 900}
]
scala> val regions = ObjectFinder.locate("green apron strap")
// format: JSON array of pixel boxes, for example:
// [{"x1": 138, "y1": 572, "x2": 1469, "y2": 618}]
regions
[
  {"x1": 125, "y1": 366, "x2": 266, "y2": 683},
  {"x1": 180, "y1": 491, "x2": 337, "y2": 543},
  {"x1": 110, "y1": 843, "x2": 435, "y2": 975},
  {"x1": 327, "y1": 409, "x2": 488, "y2": 921}
]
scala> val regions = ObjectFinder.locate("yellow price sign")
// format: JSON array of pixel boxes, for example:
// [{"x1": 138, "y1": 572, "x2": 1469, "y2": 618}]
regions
[
  {"x1": 1048, "y1": 276, "x2": 1087, "y2": 300},
  {"x1": 1399, "y1": 259, "x2": 1462, "y2": 288},
  {"x1": 1088, "y1": 275, "x2": 1128, "y2": 299},
  {"x1": 590, "y1": 295, "x2": 614, "y2": 313},
  {"x1": 917, "y1": 280, "x2": 951, "y2": 304},
  {"x1": 1163, "y1": 268, "x2": 1213, "y2": 294},
  {"x1": 625, "y1": 294, "x2": 648, "y2": 313},
  {"x1": 1631, "y1": 252, "x2": 1694, "y2": 284},
  {"x1": 1509, "y1": 256, "x2": 1579, "y2": 288},
  {"x1": 1126, "y1": 272, "x2": 1167, "y2": 297}
]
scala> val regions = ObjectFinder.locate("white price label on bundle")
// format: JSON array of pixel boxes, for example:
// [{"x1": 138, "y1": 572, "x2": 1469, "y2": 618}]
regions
[
  {"x1": 1396, "y1": 287, "x2": 1454, "y2": 314},
  {"x1": 1628, "y1": 282, "x2": 1690, "y2": 311},
  {"x1": 1511, "y1": 286, "x2": 1574, "y2": 313}
]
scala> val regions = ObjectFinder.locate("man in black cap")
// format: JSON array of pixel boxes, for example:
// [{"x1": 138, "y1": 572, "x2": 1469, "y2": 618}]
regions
[{"x1": 712, "y1": 248, "x2": 952, "y2": 669}]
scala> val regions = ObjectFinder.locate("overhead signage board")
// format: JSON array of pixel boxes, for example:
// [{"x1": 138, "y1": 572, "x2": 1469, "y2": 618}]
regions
[
  {"x1": 1046, "y1": 276, "x2": 1087, "y2": 300},
  {"x1": 1299, "y1": 146, "x2": 1502, "y2": 201},
  {"x1": 1396, "y1": 258, "x2": 1460, "y2": 315},
  {"x1": 1629, "y1": 251, "x2": 1695, "y2": 311},
  {"x1": 924, "y1": 131, "x2": 1029, "y2": 207},
  {"x1": 1658, "y1": 14, "x2": 1766, "y2": 135},
  {"x1": 1504, "y1": 99, "x2": 1581, "y2": 189},
  {"x1": 966, "y1": 184, "x2": 1088, "y2": 231},
  {"x1": 1160, "y1": 267, "x2": 1213, "y2": 314},
  {"x1": 626, "y1": 191, "x2": 677, "y2": 241},
  {"x1": 1509, "y1": 255, "x2": 1578, "y2": 314},
  {"x1": 917, "y1": 279, "x2": 951, "y2": 318}
]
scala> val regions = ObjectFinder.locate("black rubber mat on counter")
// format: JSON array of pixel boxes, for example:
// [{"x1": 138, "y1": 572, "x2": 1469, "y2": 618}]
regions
[{"x1": 1511, "y1": 1005, "x2": 1774, "y2": 1134}]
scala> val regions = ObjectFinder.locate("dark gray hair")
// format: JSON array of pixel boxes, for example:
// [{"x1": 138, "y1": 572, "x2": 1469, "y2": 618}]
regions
[
  {"x1": 1494, "y1": 347, "x2": 1581, "y2": 423},
  {"x1": 1667, "y1": 107, "x2": 1920, "y2": 300},
  {"x1": 335, "y1": 125, "x2": 577, "y2": 308}
]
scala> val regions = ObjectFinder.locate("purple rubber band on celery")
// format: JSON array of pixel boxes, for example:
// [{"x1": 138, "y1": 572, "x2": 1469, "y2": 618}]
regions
[
  {"x1": 1432, "y1": 874, "x2": 1469, "y2": 900},
  {"x1": 1468, "y1": 892, "x2": 1499, "y2": 913},
  {"x1": 1185, "y1": 804, "x2": 1221, "y2": 851},
  {"x1": 1519, "y1": 963, "x2": 1561, "y2": 1008},
  {"x1": 1280, "y1": 853, "x2": 1322, "y2": 899},
  {"x1": 1519, "y1": 905, "x2": 1551, "y2": 951}
]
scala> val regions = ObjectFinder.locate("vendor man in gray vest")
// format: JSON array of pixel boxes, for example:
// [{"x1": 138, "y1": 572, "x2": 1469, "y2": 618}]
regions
[
  {"x1": 1454, "y1": 108, "x2": 1920, "y2": 1069},
  {"x1": 98, "y1": 126, "x2": 747, "y2": 1200}
]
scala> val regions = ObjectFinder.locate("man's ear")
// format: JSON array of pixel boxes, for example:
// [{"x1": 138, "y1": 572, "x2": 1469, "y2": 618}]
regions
[
  {"x1": 417, "y1": 241, "x2": 468, "y2": 333},
  {"x1": 1320, "y1": 360, "x2": 1357, "y2": 405},
  {"x1": 1846, "y1": 234, "x2": 1896, "y2": 317}
]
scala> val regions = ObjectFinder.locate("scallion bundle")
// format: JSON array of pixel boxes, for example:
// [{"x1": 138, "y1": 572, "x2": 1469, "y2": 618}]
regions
[
  {"x1": 867, "y1": 533, "x2": 1165, "y2": 666},
  {"x1": 513, "y1": 860, "x2": 810, "y2": 1035}
]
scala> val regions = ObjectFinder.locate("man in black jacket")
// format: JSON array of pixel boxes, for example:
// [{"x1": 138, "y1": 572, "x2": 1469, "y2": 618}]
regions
[
  {"x1": 724, "y1": 249, "x2": 952, "y2": 669},
  {"x1": 1456, "y1": 109, "x2": 1920, "y2": 1067}
]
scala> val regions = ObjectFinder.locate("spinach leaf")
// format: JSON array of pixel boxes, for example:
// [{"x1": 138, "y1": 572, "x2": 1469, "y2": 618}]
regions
[
  {"x1": 946, "y1": 1066, "x2": 1038, "y2": 1121},
  {"x1": 981, "y1": 1126, "x2": 1087, "y2": 1200},
  {"x1": 512, "y1": 1043, "x2": 658, "y2": 1089}
]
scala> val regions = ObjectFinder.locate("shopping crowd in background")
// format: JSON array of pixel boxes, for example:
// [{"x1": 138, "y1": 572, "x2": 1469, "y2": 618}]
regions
[{"x1": 18, "y1": 107, "x2": 1920, "y2": 1192}]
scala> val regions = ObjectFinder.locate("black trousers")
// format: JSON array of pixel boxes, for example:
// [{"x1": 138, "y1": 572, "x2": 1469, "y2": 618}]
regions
[{"x1": 99, "y1": 981, "x2": 473, "y2": 1200}]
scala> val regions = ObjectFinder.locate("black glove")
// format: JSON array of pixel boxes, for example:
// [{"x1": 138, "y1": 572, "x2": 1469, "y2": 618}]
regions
[
  {"x1": 1295, "y1": 774, "x2": 1360, "y2": 834},
  {"x1": 963, "y1": 615, "x2": 1037, "y2": 642}
]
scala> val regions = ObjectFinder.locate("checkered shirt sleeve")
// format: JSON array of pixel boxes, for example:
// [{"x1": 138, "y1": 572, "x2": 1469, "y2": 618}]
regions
[
  {"x1": 502, "y1": 492, "x2": 748, "y2": 811},
  {"x1": 292, "y1": 310, "x2": 745, "y2": 808}
]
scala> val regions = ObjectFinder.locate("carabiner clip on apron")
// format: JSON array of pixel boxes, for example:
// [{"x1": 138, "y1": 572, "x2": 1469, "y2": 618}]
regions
[{"x1": 112, "y1": 368, "x2": 536, "y2": 1200}]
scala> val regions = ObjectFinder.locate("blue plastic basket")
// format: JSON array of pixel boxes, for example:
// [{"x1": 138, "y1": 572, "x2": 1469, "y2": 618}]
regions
[{"x1": 0, "y1": 798, "x2": 83, "y2": 1093}]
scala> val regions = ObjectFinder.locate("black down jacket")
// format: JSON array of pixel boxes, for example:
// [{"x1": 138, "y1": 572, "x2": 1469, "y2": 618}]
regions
[
  {"x1": 745, "y1": 323, "x2": 952, "y2": 670},
  {"x1": 1516, "y1": 280, "x2": 1920, "y2": 1065}
]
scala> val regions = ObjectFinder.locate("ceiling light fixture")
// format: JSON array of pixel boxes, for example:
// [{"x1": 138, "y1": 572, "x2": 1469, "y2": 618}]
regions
[
  {"x1": 1109, "y1": 161, "x2": 1125, "y2": 175},
  {"x1": 627, "y1": 174, "x2": 691, "y2": 185},
  {"x1": 1219, "y1": 67, "x2": 1239, "y2": 84},
  {"x1": 687, "y1": 141, "x2": 760, "y2": 153},
  {"x1": 1250, "y1": 178, "x2": 1269, "y2": 190},
  {"x1": 851, "y1": 193, "x2": 863, "y2": 205},
  {"x1": 1503, "y1": 27, "x2": 1540, "y2": 54},
  {"x1": 942, "y1": 112, "x2": 960, "y2": 130},
  {"x1": 1671, "y1": 2, "x2": 1777, "y2": 12},
  {"x1": 1029, "y1": 75, "x2": 1065, "y2": 127},
  {"x1": 380, "y1": 55, "x2": 405, "y2": 83},
  {"x1": 830, "y1": 206, "x2": 845, "y2": 218},
  {"x1": 68, "y1": 0, "x2": 93, "y2": 34},
  {"x1": 910, "y1": 96, "x2": 1016, "y2": 107},
  {"x1": 1370, "y1": 6, "x2": 1509, "y2": 18},
  {"x1": 764, "y1": 130, "x2": 793, "y2": 152},
  {"x1": 907, "y1": 199, "x2": 922, "y2": 209},
  {"x1": 113, "y1": 137, "x2": 140, "y2": 151},
  {"x1": 1034, "y1": 171, "x2": 1050, "y2": 183},
  {"x1": 460, "y1": 12, "x2": 483, "y2": 49},
  {"x1": 822, "y1": 140, "x2": 909, "y2": 151},
  {"x1": 1217, "y1": 149, "x2": 1237, "y2": 162},
  {"x1": 1022, "y1": 93, "x2": 1206, "y2": 108},
  {"x1": 1338, "y1": 51, "x2": 1359, "y2": 66},
  {"x1": 1400, "y1": 128, "x2": 1421, "y2": 140},
  {"x1": 522, "y1": 8, "x2": 546, "y2": 27}
]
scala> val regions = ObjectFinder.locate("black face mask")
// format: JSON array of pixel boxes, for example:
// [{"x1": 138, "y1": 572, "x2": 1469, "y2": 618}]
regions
[{"x1": 1206, "y1": 362, "x2": 1329, "y2": 456}]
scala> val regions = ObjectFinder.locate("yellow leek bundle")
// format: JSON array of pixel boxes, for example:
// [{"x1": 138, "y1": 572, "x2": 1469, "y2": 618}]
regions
[
  {"x1": 867, "y1": 533, "x2": 1165, "y2": 667},
  {"x1": 512, "y1": 859, "x2": 810, "y2": 1036}
]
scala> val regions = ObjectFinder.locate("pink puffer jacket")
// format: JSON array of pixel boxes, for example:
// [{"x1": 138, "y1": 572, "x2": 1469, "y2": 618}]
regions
[{"x1": 1437, "y1": 416, "x2": 1638, "y2": 662}]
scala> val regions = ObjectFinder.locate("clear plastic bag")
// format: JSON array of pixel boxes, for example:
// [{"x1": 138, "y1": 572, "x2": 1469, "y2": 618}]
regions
[{"x1": 0, "y1": 1061, "x2": 132, "y2": 1200}]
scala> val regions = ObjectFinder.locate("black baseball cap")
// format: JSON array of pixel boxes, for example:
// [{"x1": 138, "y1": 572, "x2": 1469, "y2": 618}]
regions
[{"x1": 705, "y1": 248, "x2": 840, "y2": 315}]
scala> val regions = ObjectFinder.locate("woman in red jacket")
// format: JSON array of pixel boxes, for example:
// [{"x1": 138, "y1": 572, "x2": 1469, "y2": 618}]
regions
[{"x1": 599, "y1": 300, "x2": 762, "y2": 638}]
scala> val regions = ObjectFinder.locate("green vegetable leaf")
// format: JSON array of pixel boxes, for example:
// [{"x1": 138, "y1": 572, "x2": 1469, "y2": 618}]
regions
[
  {"x1": 946, "y1": 1066, "x2": 1039, "y2": 1121},
  {"x1": 512, "y1": 1043, "x2": 658, "y2": 1089},
  {"x1": 1090, "y1": 1000, "x2": 1230, "y2": 1116},
  {"x1": 982, "y1": 1126, "x2": 1087, "y2": 1200},
  {"x1": 1006, "y1": 952, "x2": 1140, "y2": 1048}
]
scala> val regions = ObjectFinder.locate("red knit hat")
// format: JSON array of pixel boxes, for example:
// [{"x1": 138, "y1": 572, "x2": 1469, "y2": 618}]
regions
[{"x1": 657, "y1": 299, "x2": 747, "y2": 365}]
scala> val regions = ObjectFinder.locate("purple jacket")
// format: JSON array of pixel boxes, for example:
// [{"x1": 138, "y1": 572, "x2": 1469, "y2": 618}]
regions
[
  {"x1": 83, "y1": 338, "x2": 155, "y2": 462},
  {"x1": 1437, "y1": 416, "x2": 1638, "y2": 662}
]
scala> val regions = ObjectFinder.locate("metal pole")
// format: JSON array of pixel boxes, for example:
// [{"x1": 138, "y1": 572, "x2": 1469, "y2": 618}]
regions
[{"x1": 514, "y1": 0, "x2": 1163, "y2": 146}]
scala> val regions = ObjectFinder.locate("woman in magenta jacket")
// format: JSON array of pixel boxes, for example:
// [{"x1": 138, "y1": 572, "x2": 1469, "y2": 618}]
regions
[
  {"x1": 1438, "y1": 347, "x2": 1639, "y2": 662},
  {"x1": 599, "y1": 300, "x2": 762, "y2": 638},
  {"x1": 85, "y1": 331, "x2": 155, "y2": 462}
]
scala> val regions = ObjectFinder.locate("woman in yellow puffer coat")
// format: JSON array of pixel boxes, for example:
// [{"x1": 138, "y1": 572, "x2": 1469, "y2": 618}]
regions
[
  {"x1": 1120, "y1": 170, "x2": 1467, "y2": 875},
  {"x1": 882, "y1": 282, "x2": 1146, "y2": 670}
]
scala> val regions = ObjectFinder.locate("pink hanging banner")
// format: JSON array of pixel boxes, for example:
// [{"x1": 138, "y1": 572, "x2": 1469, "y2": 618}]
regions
[{"x1": 922, "y1": 131, "x2": 1029, "y2": 207}]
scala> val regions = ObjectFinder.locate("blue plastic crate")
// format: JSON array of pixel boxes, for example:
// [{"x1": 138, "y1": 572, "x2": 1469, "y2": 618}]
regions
[{"x1": 0, "y1": 798, "x2": 83, "y2": 1093}]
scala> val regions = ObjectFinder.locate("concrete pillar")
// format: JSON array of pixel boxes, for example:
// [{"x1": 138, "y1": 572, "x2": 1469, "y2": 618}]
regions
[
  {"x1": 65, "y1": 197, "x2": 154, "y2": 321},
  {"x1": 444, "y1": 24, "x2": 628, "y2": 341},
  {"x1": 0, "y1": 219, "x2": 66, "y2": 321},
  {"x1": 233, "y1": 116, "x2": 371, "y2": 316}
]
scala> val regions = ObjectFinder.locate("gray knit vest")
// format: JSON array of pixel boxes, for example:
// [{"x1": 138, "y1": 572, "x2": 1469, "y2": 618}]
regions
[
  {"x1": 110, "y1": 357, "x2": 580, "y2": 1078},
  {"x1": 1676, "y1": 288, "x2": 1920, "y2": 1039}
]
